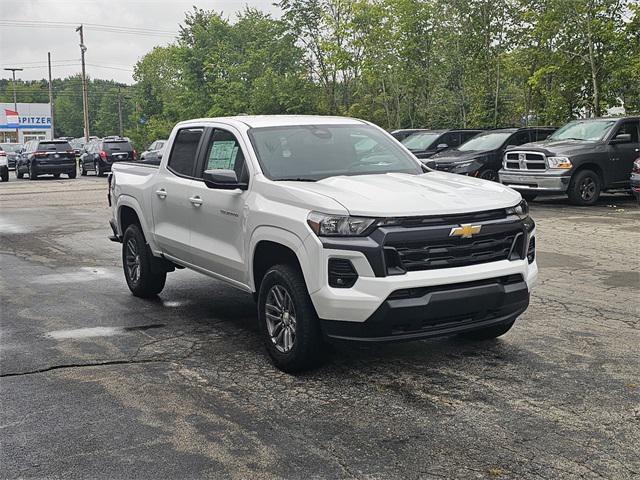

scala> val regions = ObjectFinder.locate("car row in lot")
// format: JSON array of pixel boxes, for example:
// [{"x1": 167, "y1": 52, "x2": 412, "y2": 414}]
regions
[{"x1": 395, "y1": 116, "x2": 640, "y2": 205}]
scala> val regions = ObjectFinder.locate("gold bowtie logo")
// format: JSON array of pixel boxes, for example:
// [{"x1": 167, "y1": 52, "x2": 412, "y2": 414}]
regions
[{"x1": 450, "y1": 224, "x2": 482, "y2": 238}]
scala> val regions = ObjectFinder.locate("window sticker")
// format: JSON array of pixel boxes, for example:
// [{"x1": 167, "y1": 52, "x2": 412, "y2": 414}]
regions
[{"x1": 207, "y1": 141, "x2": 238, "y2": 170}]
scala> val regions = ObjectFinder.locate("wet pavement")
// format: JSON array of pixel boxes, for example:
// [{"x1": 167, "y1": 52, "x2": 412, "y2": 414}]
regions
[{"x1": 1, "y1": 176, "x2": 639, "y2": 479}]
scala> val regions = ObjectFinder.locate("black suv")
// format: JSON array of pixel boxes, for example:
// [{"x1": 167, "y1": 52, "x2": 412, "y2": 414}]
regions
[
  {"x1": 500, "y1": 117, "x2": 640, "y2": 205},
  {"x1": 15, "y1": 139, "x2": 77, "y2": 180},
  {"x1": 427, "y1": 127, "x2": 556, "y2": 181},
  {"x1": 80, "y1": 137, "x2": 136, "y2": 176},
  {"x1": 401, "y1": 129, "x2": 485, "y2": 159}
]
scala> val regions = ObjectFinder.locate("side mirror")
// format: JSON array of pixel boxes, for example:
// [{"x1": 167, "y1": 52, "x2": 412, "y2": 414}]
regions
[
  {"x1": 157, "y1": 152, "x2": 162, "y2": 159},
  {"x1": 610, "y1": 133, "x2": 631, "y2": 144},
  {"x1": 202, "y1": 169, "x2": 247, "y2": 190},
  {"x1": 436, "y1": 143, "x2": 448, "y2": 150}
]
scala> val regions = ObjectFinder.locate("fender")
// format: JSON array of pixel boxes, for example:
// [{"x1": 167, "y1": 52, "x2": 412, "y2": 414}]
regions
[
  {"x1": 248, "y1": 225, "x2": 314, "y2": 292},
  {"x1": 115, "y1": 194, "x2": 159, "y2": 253}
]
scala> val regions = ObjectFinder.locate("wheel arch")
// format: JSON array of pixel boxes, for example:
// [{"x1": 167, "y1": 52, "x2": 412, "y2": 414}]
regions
[
  {"x1": 572, "y1": 162, "x2": 605, "y2": 187},
  {"x1": 116, "y1": 195, "x2": 158, "y2": 252}
]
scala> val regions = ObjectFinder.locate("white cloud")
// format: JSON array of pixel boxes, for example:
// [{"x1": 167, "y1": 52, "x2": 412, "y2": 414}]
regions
[{"x1": 0, "y1": 0, "x2": 280, "y2": 84}]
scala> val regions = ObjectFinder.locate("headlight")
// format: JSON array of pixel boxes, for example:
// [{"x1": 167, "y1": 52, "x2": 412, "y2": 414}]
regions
[
  {"x1": 307, "y1": 211, "x2": 377, "y2": 237},
  {"x1": 506, "y1": 199, "x2": 529, "y2": 219},
  {"x1": 547, "y1": 156, "x2": 572, "y2": 169}
]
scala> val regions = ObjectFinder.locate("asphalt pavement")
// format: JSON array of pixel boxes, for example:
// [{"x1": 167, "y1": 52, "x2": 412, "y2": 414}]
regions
[{"x1": 1, "y1": 175, "x2": 639, "y2": 479}]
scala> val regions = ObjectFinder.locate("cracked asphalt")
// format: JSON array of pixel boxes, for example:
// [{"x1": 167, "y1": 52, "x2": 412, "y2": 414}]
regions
[{"x1": 1, "y1": 176, "x2": 639, "y2": 479}]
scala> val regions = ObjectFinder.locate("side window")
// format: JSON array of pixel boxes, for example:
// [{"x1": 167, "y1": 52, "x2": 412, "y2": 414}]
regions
[
  {"x1": 167, "y1": 128, "x2": 204, "y2": 177},
  {"x1": 511, "y1": 131, "x2": 531, "y2": 146},
  {"x1": 535, "y1": 130, "x2": 553, "y2": 141},
  {"x1": 200, "y1": 128, "x2": 247, "y2": 181},
  {"x1": 613, "y1": 122, "x2": 639, "y2": 143},
  {"x1": 442, "y1": 132, "x2": 461, "y2": 147}
]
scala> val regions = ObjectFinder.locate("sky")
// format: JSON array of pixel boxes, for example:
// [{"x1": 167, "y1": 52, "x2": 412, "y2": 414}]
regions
[{"x1": 0, "y1": 0, "x2": 280, "y2": 85}]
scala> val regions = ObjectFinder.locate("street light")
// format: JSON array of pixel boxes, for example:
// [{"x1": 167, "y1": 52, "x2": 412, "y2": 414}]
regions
[{"x1": 4, "y1": 67, "x2": 23, "y2": 142}]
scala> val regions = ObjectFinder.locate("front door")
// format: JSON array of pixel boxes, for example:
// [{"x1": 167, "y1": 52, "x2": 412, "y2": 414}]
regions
[
  {"x1": 608, "y1": 120, "x2": 640, "y2": 186},
  {"x1": 151, "y1": 127, "x2": 205, "y2": 263},
  {"x1": 188, "y1": 127, "x2": 251, "y2": 283}
]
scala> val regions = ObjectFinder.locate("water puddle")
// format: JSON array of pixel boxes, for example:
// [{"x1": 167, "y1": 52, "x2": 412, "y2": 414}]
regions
[
  {"x1": 47, "y1": 324, "x2": 165, "y2": 339},
  {"x1": 31, "y1": 267, "x2": 119, "y2": 284}
]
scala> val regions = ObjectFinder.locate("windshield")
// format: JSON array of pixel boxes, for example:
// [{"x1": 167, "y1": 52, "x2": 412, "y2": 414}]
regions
[
  {"x1": 0, "y1": 143, "x2": 21, "y2": 152},
  {"x1": 458, "y1": 132, "x2": 511, "y2": 151},
  {"x1": 401, "y1": 132, "x2": 441, "y2": 151},
  {"x1": 548, "y1": 120, "x2": 616, "y2": 141},
  {"x1": 38, "y1": 142, "x2": 71, "y2": 151},
  {"x1": 249, "y1": 124, "x2": 422, "y2": 181}
]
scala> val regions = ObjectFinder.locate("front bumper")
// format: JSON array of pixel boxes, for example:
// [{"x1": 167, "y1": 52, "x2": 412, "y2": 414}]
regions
[
  {"x1": 499, "y1": 170, "x2": 571, "y2": 193},
  {"x1": 321, "y1": 274, "x2": 529, "y2": 342}
]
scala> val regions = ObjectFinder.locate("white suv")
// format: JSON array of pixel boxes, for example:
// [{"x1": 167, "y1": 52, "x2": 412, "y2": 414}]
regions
[{"x1": 109, "y1": 115, "x2": 537, "y2": 372}]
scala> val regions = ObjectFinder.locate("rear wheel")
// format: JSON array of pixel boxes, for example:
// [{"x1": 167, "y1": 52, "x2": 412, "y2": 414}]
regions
[
  {"x1": 28, "y1": 164, "x2": 37, "y2": 180},
  {"x1": 15, "y1": 167, "x2": 23, "y2": 179},
  {"x1": 122, "y1": 224, "x2": 166, "y2": 298},
  {"x1": 1, "y1": 169, "x2": 8, "y2": 182},
  {"x1": 53, "y1": 173, "x2": 60, "y2": 179},
  {"x1": 459, "y1": 320, "x2": 515, "y2": 340},
  {"x1": 95, "y1": 161, "x2": 103, "y2": 177},
  {"x1": 258, "y1": 264, "x2": 324, "y2": 373},
  {"x1": 80, "y1": 162, "x2": 87, "y2": 176},
  {"x1": 568, "y1": 169, "x2": 601, "y2": 205},
  {"x1": 68, "y1": 169, "x2": 76, "y2": 179}
]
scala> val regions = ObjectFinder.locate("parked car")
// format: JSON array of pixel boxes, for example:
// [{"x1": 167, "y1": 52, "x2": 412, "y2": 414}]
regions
[
  {"x1": 0, "y1": 143, "x2": 23, "y2": 170},
  {"x1": 390, "y1": 129, "x2": 427, "y2": 141},
  {"x1": 0, "y1": 148, "x2": 8, "y2": 182},
  {"x1": 499, "y1": 117, "x2": 640, "y2": 205},
  {"x1": 80, "y1": 137, "x2": 136, "y2": 176},
  {"x1": 402, "y1": 129, "x2": 485, "y2": 159},
  {"x1": 139, "y1": 139, "x2": 167, "y2": 165},
  {"x1": 70, "y1": 138, "x2": 85, "y2": 157},
  {"x1": 631, "y1": 158, "x2": 640, "y2": 204},
  {"x1": 15, "y1": 139, "x2": 76, "y2": 180},
  {"x1": 108, "y1": 115, "x2": 537, "y2": 372},
  {"x1": 427, "y1": 127, "x2": 557, "y2": 181}
]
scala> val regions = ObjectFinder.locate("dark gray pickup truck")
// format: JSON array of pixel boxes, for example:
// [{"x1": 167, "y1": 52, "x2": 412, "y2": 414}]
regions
[{"x1": 499, "y1": 117, "x2": 640, "y2": 205}]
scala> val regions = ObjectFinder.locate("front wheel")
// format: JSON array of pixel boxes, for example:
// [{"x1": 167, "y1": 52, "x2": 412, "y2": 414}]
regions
[
  {"x1": 122, "y1": 224, "x2": 166, "y2": 298},
  {"x1": 478, "y1": 168, "x2": 499, "y2": 182},
  {"x1": 459, "y1": 320, "x2": 515, "y2": 340},
  {"x1": 568, "y1": 169, "x2": 601, "y2": 205},
  {"x1": 258, "y1": 264, "x2": 324, "y2": 373}
]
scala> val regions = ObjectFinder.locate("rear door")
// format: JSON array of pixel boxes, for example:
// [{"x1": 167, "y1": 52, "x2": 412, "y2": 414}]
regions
[
  {"x1": 151, "y1": 127, "x2": 205, "y2": 263},
  {"x1": 188, "y1": 126, "x2": 251, "y2": 283},
  {"x1": 607, "y1": 120, "x2": 640, "y2": 185}
]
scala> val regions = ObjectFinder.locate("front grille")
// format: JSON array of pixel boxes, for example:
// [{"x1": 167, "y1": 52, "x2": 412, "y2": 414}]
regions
[
  {"x1": 381, "y1": 214, "x2": 525, "y2": 273},
  {"x1": 504, "y1": 151, "x2": 547, "y2": 171}
]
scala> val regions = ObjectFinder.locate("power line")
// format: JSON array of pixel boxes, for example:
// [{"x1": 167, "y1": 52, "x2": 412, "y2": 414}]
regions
[{"x1": 0, "y1": 19, "x2": 177, "y2": 34}]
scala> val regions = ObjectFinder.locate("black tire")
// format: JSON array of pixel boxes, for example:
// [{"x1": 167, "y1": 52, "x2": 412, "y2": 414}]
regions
[
  {"x1": 15, "y1": 167, "x2": 23, "y2": 179},
  {"x1": 568, "y1": 169, "x2": 601, "y2": 205},
  {"x1": 81, "y1": 162, "x2": 87, "y2": 176},
  {"x1": 520, "y1": 192, "x2": 537, "y2": 202},
  {"x1": 95, "y1": 161, "x2": 103, "y2": 177},
  {"x1": 53, "y1": 173, "x2": 60, "y2": 179},
  {"x1": 257, "y1": 264, "x2": 324, "y2": 373},
  {"x1": 68, "y1": 170, "x2": 76, "y2": 179},
  {"x1": 459, "y1": 320, "x2": 515, "y2": 341},
  {"x1": 1, "y1": 169, "x2": 8, "y2": 182},
  {"x1": 29, "y1": 164, "x2": 37, "y2": 180},
  {"x1": 122, "y1": 224, "x2": 166, "y2": 298},
  {"x1": 478, "y1": 168, "x2": 499, "y2": 182}
]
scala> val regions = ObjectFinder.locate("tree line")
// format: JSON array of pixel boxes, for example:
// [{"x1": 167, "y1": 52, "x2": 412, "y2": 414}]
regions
[{"x1": 2, "y1": 0, "x2": 638, "y2": 149}]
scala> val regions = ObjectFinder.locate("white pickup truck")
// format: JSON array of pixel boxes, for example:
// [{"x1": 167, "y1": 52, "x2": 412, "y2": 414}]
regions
[{"x1": 109, "y1": 115, "x2": 537, "y2": 372}]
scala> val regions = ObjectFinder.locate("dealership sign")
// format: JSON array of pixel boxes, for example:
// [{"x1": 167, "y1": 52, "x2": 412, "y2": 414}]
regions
[{"x1": 0, "y1": 103, "x2": 52, "y2": 130}]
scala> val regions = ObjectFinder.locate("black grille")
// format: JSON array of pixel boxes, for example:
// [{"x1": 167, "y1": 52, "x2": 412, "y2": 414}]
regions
[
  {"x1": 328, "y1": 258, "x2": 358, "y2": 288},
  {"x1": 527, "y1": 236, "x2": 535, "y2": 264},
  {"x1": 504, "y1": 151, "x2": 546, "y2": 171}
]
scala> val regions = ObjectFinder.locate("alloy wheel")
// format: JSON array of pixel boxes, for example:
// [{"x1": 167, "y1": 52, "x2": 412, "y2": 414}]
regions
[
  {"x1": 579, "y1": 176, "x2": 597, "y2": 201},
  {"x1": 125, "y1": 238, "x2": 141, "y2": 284},
  {"x1": 265, "y1": 285, "x2": 297, "y2": 353}
]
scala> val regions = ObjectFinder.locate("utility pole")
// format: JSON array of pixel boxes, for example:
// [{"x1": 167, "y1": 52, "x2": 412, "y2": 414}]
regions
[
  {"x1": 117, "y1": 86, "x2": 123, "y2": 137},
  {"x1": 3, "y1": 67, "x2": 23, "y2": 142},
  {"x1": 47, "y1": 53, "x2": 55, "y2": 138},
  {"x1": 75, "y1": 24, "x2": 90, "y2": 141}
]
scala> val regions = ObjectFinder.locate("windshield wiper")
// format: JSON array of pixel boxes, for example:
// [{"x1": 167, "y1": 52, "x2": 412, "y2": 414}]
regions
[{"x1": 276, "y1": 178, "x2": 317, "y2": 182}]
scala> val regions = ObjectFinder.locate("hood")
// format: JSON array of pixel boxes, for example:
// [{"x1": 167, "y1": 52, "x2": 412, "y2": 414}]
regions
[
  {"x1": 279, "y1": 172, "x2": 521, "y2": 217},
  {"x1": 510, "y1": 139, "x2": 604, "y2": 156},
  {"x1": 430, "y1": 149, "x2": 492, "y2": 163}
]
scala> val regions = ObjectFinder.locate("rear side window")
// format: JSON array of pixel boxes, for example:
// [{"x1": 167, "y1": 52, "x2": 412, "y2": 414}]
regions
[
  {"x1": 104, "y1": 141, "x2": 133, "y2": 151},
  {"x1": 441, "y1": 132, "x2": 461, "y2": 147},
  {"x1": 167, "y1": 128, "x2": 203, "y2": 177},
  {"x1": 38, "y1": 142, "x2": 71, "y2": 151}
]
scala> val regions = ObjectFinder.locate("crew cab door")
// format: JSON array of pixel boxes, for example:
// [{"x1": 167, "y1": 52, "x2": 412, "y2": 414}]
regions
[
  {"x1": 188, "y1": 126, "x2": 251, "y2": 283},
  {"x1": 607, "y1": 120, "x2": 640, "y2": 186},
  {"x1": 151, "y1": 127, "x2": 205, "y2": 263}
]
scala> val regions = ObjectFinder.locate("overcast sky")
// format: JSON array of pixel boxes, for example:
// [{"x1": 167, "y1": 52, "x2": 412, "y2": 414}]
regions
[{"x1": 0, "y1": 0, "x2": 280, "y2": 85}]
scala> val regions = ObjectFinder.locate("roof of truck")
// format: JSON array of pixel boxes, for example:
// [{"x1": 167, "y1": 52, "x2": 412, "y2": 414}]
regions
[{"x1": 180, "y1": 115, "x2": 367, "y2": 129}]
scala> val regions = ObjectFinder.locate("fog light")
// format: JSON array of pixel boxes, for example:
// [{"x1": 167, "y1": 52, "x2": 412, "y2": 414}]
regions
[{"x1": 328, "y1": 258, "x2": 358, "y2": 288}]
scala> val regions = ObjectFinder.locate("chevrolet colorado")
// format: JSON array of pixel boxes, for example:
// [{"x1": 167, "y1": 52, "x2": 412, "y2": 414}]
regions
[{"x1": 109, "y1": 116, "x2": 537, "y2": 372}]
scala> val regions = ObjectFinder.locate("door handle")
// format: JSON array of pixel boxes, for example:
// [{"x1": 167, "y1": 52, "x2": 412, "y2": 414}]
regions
[
  {"x1": 189, "y1": 195, "x2": 203, "y2": 207},
  {"x1": 155, "y1": 188, "x2": 167, "y2": 199}
]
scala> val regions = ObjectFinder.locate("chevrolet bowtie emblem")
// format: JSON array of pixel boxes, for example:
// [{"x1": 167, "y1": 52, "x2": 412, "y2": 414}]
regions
[{"x1": 449, "y1": 224, "x2": 482, "y2": 238}]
